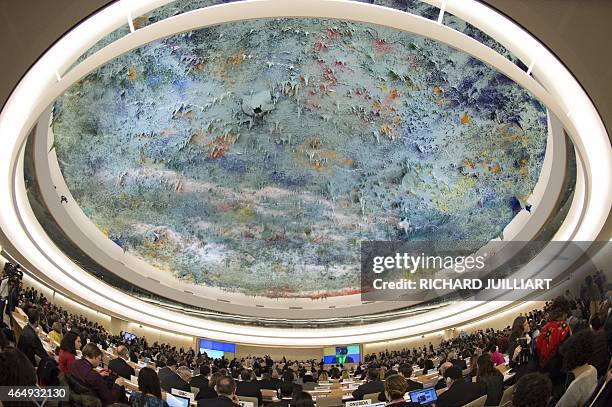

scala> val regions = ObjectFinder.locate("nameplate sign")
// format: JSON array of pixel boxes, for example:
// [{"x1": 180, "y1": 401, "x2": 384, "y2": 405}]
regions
[
  {"x1": 346, "y1": 399, "x2": 372, "y2": 407},
  {"x1": 171, "y1": 389, "x2": 195, "y2": 403},
  {"x1": 239, "y1": 402, "x2": 254, "y2": 407}
]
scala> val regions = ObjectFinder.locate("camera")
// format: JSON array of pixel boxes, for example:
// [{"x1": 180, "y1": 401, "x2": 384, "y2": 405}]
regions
[{"x1": 3, "y1": 262, "x2": 23, "y2": 286}]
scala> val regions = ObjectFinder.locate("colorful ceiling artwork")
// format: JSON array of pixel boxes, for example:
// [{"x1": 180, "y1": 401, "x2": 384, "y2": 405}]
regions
[{"x1": 51, "y1": 15, "x2": 547, "y2": 298}]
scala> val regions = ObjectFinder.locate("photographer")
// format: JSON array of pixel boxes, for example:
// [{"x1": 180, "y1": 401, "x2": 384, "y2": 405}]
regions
[
  {"x1": 0, "y1": 266, "x2": 8, "y2": 318},
  {"x1": 2, "y1": 262, "x2": 23, "y2": 317},
  {"x1": 507, "y1": 316, "x2": 537, "y2": 381}
]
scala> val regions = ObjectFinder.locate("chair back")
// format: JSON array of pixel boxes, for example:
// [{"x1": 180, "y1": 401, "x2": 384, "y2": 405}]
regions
[
  {"x1": 316, "y1": 395, "x2": 343, "y2": 407},
  {"x1": 499, "y1": 384, "x2": 515, "y2": 406},
  {"x1": 462, "y1": 395, "x2": 486, "y2": 407},
  {"x1": 261, "y1": 389, "x2": 278, "y2": 399},
  {"x1": 238, "y1": 396, "x2": 258, "y2": 407}
]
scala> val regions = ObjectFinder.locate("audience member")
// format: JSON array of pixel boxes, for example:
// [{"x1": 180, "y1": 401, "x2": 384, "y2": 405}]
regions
[
  {"x1": 197, "y1": 371, "x2": 223, "y2": 400},
  {"x1": 17, "y1": 307, "x2": 52, "y2": 366},
  {"x1": 382, "y1": 374, "x2": 418, "y2": 407},
  {"x1": 258, "y1": 371, "x2": 280, "y2": 390},
  {"x1": 236, "y1": 369, "x2": 262, "y2": 405},
  {"x1": 589, "y1": 315, "x2": 610, "y2": 378},
  {"x1": 129, "y1": 367, "x2": 168, "y2": 407},
  {"x1": 447, "y1": 351, "x2": 467, "y2": 371},
  {"x1": 475, "y1": 354, "x2": 503, "y2": 406},
  {"x1": 48, "y1": 321, "x2": 63, "y2": 344},
  {"x1": 271, "y1": 382, "x2": 294, "y2": 407},
  {"x1": 512, "y1": 372, "x2": 552, "y2": 407},
  {"x1": 434, "y1": 362, "x2": 452, "y2": 390},
  {"x1": 351, "y1": 368, "x2": 384, "y2": 400},
  {"x1": 555, "y1": 330, "x2": 598, "y2": 407},
  {"x1": 507, "y1": 316, "x2": 535, "y2": 380},
  {"x1": 536, "y1": 298, "x2": 571, "y2": 398},
  {"x1": 159, "y1": 357, "x2": 189, "y2": 392},
  {"x1": 291, "y1": 392, "x2": 314, "y2": 407},
  {"x1": 0, "y1": 347, "x2": 37, "y2": 387},
  {"x1": 435, "y1": 366, "x2": 484, "y2": 407},
  {"x1": 486, "y1": 343, "x2": 504, "y2": 366},
  {"x1": 198, "y1": 375, "x2": 240, "y2": 407},
  {"x1": 109, "y1": 345, "x2": 136, "y2": 380},
  {"x1": 70, "y1": 343, "x2": 127, "y2": 405},
  {"x1": 190, "y1": 365, "x2": 210, "y2": 396},
  {"x1": 58, "y1": 331, "x2": 81, "y2": 374}
]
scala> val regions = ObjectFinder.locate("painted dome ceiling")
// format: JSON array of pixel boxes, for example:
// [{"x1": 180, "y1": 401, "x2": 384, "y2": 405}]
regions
[{"x1": 51, "y1": 16, "x2": 547, "y2": 299}]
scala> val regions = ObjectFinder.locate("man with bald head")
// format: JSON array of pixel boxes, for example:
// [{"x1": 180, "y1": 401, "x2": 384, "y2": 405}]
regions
[{"x1": 108, "y1": 345, "x2": 135, "y2": 379}]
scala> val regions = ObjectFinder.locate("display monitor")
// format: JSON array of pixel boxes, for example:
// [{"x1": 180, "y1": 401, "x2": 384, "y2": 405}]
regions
[
  {"x1": 323, "y1": 344, "x2": 360, "y2": 364},
  {"x1": 198, "y1": 339, "x2": 236, "y2": 360},
  {"x1": 408, "y1": 387, "x2": 437, "y2": 405},
  {"x1": 123, "y1": 331, "x2": 136, "y2": 341},
  {"x1": 166, "y1": 394, "x2": 190, "y2": 407}
]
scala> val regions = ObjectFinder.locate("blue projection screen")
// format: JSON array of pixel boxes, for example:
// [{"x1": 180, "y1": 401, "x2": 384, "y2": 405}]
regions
[{"x1": 199, "y1": 339, "x2": 236, "y2": 359}]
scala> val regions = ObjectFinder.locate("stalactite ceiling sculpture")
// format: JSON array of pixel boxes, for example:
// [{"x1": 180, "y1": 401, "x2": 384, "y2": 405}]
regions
[{"x1": 52, "y1": 5, "x2": 547, "y2": 299}]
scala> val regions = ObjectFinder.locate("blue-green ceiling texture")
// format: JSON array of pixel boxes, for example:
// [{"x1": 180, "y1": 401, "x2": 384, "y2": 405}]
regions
[{"x1": 51, "y1": 1, "x2": 546, "y2": 298}]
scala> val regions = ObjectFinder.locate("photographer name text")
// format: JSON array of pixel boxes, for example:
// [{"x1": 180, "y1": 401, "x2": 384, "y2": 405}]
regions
[{"x1": 372, "y1": 278, "x2": 553, "y2": 290}]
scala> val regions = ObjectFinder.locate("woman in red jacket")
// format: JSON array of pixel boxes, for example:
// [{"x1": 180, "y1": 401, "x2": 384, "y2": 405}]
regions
[{"x1": 58, "y1": 331, "x2": 81, "y2": 374}]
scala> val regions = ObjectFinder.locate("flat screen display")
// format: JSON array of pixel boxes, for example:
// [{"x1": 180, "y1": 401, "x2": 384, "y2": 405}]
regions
[
  {"x1": 408, "y1": 387, "x2": 437, "y2": 405},
  {"x1": 199, "y1": 339, "x2": 236, "y2": 360},
  {"x1": 323, "y1": 344, "x2": 360, "y2": 364},
  {"x1": 166, "y1": 394, "x2": 190, "y2": 407}
]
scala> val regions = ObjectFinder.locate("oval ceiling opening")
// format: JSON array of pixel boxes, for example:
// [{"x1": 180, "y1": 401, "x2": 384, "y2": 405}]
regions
[{"x1": 51, "y1": 17, "x2": 547, "y2": 299}]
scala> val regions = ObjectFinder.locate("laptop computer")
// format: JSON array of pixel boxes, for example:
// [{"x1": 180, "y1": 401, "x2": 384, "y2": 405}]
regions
[
  {"x1": 408, "y1": 387, "x2": 437, "y2": 405},
  {"x1": 166, "y1": 394, "x2": 190, "y2": 407}
]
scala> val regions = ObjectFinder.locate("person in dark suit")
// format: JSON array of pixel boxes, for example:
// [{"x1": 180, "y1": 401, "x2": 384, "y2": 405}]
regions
[
  {"x1": 108, "y1": 345, "x2": 135, "y2": 380},
  {"x1": 258, "y1": 372, "x2": 279, "y2": 390},
  {"x1": 236, "y1": 369, "x2": 262, "y2": 405},
  {"x1": 281, "y1": 371, "x2": 302, "y2": 397},
  {"x1": 435, "y1": 366, "x2": 485, "y2": 407},
  {"x1": 17, "y1": 307, "x2": 51, "y2": 367},
  {"x1": 434, "y1": 362, "x2": 453, "y2": 390},
  {"x1": 352, "y1": 368, "x2": 385, "y2": 400},
  {"x1": 160, "y1": 360, "x2": 191, "y2": 393},
  {"x1": 158, "y1": 357, "x2": 180, "y2": 391},
  {"x1": 378, "y1": 364, "x2": 423, "y2": 401},
  {"x1": 198, "y1": 375, "x2": 241, "y2": 407},
  {"x1": 269, "y1": 382, "x2": 293, "y2": 407},
  {"x1": 191, "y1": 365, "x2": 211, "y2": 396},
  {"x1": 197, "y1": 371, "x2": 223, "y2": 400},
  {"x1": 447, "y1": 351, "x2": 468, "y2": 371}
]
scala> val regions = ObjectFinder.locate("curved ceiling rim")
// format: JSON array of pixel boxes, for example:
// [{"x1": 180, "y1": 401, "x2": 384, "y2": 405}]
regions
[
  {"x1": 36, "y1": 105, "x2": 565, "y2": 315},
  {"x1": 0, "y1": 0, "x2": 608, "y2": 344},
  {"x1": 33, "y1": 1, "x2": 565, "y2": 314},
  {"x1": 16, "y1": 249, "x2": 541, "y2": 348}
]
